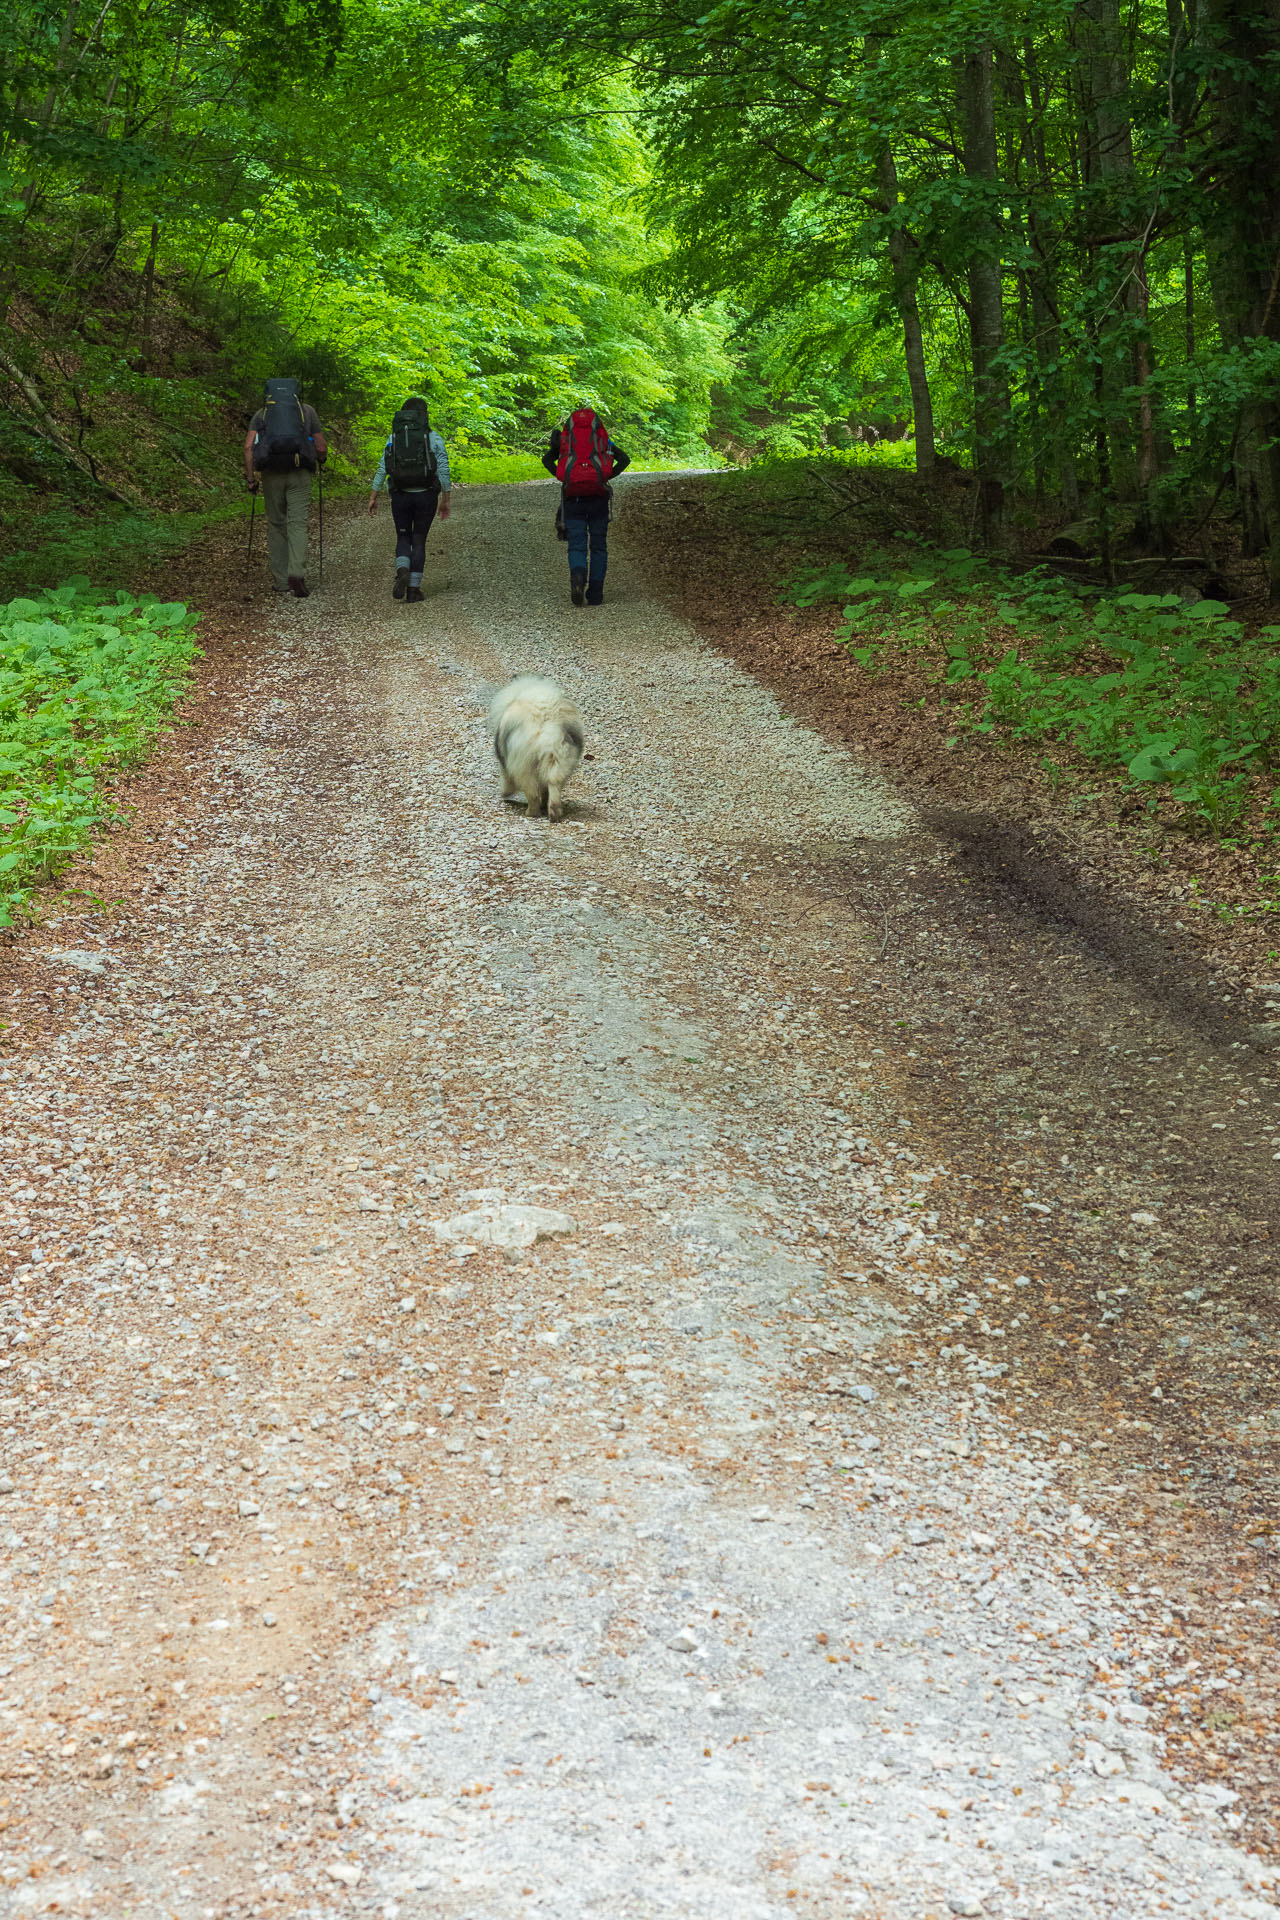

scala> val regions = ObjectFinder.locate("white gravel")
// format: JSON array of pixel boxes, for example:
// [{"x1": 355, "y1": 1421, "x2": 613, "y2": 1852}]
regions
[{"x1": 0, "y1": 481, "x2": 1274, "y2": 1917}]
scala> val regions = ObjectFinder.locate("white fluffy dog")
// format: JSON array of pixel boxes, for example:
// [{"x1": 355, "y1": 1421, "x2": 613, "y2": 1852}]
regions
[{"x1": 487, "y1": 675, "x2": 584, "y2": 823}]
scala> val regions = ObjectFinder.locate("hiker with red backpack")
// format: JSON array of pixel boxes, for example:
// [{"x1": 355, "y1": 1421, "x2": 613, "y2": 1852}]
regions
[
  {"x1": 367, "y1": 396, "x2": 452, "y2": 603},
  {"x1": 244, "y1": 378, "x2": 328, "y2": 597},
  {"x1": 542, "y1": 407, "x2": 630, "y2": 606}
]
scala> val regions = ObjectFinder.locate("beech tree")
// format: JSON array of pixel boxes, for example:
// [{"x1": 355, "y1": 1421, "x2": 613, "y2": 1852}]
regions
[
  {"x1": 5, "y1": 0, "x2": 1280, "y2": 590},
  {"x1": 482, "y1": 0, "x2": 1280, "y2": 585}
]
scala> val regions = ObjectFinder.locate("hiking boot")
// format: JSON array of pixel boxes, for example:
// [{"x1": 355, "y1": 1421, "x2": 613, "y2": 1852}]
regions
[
  {"x1": 570, "y1": 569, "x2": 587, "y2": 607},
  {"x1": 407, "y1": 586, "x2": 424, "y2": 604},
  {"x1": 392, "y1": 572, "x2": 408, "y2": 600},
  {"x1": 586, "y1": 586, "x2": 604, "y2": 606},
  {"x1": 287, "y1": 575, "x2": 309, "y2": 598}
]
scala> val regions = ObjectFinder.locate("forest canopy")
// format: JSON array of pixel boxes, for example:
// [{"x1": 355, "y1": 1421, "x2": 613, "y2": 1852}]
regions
[
  {"x1": 3, "y1": 0, "x2": 1280, "y2": 590},
  {"x1": 0, "y1": 0, "x2": 743, "y2": 470}
]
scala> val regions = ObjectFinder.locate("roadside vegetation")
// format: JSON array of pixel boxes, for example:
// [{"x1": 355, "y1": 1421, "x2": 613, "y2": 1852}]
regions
[
  {"x1": 0, "y1": 584, "x2": 198, "y2": 925},
  {"x1": 790, "y1": 550, "x2": 1280, "y2": 840}
]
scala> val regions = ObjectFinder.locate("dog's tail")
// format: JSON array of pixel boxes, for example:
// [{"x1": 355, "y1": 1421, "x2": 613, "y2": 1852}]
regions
[
  {"x1": 534, "y1": 717, "x2": 584, "y2": 789},
  {"x1": 535, "y1": 718, "x2": 584, "y2": 822}
]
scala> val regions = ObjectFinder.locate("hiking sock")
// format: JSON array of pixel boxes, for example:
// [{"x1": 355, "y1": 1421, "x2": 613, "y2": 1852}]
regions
[
  {"x1": 570, "y1": 569, "x2": 587, "y2": 607},
  {"x1": 408, "y1": 572, "x2": 422, "y2": 590}
]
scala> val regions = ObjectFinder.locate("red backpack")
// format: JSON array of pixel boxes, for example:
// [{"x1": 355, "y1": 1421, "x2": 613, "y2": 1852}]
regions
[{"x1": 555, "y1": 407, "x2": 615, "y2": 495}]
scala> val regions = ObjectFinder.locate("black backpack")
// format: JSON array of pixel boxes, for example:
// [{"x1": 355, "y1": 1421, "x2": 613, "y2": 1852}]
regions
[
  {"x1": 386, "y1": 405, "x2": 438, "y2": 492},
  {"x1": 253, "y1": 378, "x2": 315, "y2": 473}
]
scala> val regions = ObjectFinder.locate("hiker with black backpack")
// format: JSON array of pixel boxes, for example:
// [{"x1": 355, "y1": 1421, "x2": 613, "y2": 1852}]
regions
[
  {"x1": 243, "y1": 378, "x2": 327, "y2": 598},
  {"x1": 542, "y1": 406, "x2": 630, "y2": 606},
  {"x1": 367, "y1": 396, "x2": 451, "y2": 602}
]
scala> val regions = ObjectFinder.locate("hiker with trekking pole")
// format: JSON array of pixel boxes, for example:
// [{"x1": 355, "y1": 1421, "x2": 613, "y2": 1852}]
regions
[
  {"x1": 243, "y1": 378, "x2": 328, "y2": 598},
  {"x1": 543, "y1": 406, "x2": 630, "y2": 606},
  {"x1": 367, "y1": 395, "x2": 451, "y2": 602}
]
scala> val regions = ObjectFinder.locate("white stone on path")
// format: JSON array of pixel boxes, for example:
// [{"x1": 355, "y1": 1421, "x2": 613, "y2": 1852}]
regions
[{"x1": 431, "y1": 1203, "x2": 576, "y2": 1251}]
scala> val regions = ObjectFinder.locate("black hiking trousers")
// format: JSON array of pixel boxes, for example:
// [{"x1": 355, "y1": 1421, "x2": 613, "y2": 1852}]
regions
[{"x1": 390, "y1": 489, "x2": 439, "y2": 585}]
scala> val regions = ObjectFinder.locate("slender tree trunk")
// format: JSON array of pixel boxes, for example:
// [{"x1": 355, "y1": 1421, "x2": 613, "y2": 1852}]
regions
[
  {"x1": 136, "y1": 12, "x2": 186, "y2": 372},
  {"x1": 16, "y1": 0, "x2": 82, "y2": 217},
  {"x1": 877, "y1": 144, "x2": 935, "y2": 475},
  {"x1": 1183, "y1": 234, "x2": 1197, "y2": 451},
  {"x1": 1076, "y1": 0, "x2": 1166, "y2": 539},
  {"x1": 36, "y1": 0, "x2": 82, "y2": 133},
  {"x1": 1003, "y1": 45, "x2": 1050, "y2": 504},
  {"x1": 1022, "y1": 40, "x2": 1080, "y2": 511},
  {"x1": 1015, "y1": 268, "x2": 1045, "y2": 500},
  {"x1": 138, "y1": 219, "x2": 160, "y2": 367},
  {"x1": 1166, "y1": 0, "x2": 1198, "y2": 459},
  {"x1": 1197, "y1": 0, "x2": 1280, "y2": 598},
  {"x1": 958, "y1": 40, "x2": 1011, "y2": 548}
]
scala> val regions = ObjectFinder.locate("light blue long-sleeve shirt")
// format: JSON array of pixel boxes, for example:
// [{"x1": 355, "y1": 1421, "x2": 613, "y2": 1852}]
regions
[{"x1": 371, "y1": 428, "x2": 450, "y2": 493}]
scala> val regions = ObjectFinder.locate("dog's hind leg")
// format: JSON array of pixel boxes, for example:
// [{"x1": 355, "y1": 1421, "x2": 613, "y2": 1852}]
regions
[
  {"x1": 494, "y1": 727, "x2": 521, "y2": 804},
  {"x1": 546, "y1": 782, "x2": 564, "y2": 822}
]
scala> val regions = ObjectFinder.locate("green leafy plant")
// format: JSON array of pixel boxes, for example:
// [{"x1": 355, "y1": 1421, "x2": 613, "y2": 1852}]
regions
[
  {"x1": 0, "y1": 580, "x2": 199, "y2": 925},
  {"x1": 786, "y1": 552, "x2": 1280, "y2": 835}
]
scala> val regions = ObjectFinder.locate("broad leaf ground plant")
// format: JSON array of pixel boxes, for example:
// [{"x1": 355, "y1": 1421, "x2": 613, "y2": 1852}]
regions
[
  {"x1": 0, "y1": 582, "x2": 198, "y2": 925},
  {"x1": 787, "y1": 552, "x2": 1280, "y2": 838}
]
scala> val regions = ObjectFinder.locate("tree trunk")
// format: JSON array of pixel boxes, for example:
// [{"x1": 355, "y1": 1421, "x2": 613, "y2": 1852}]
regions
[
  {"x1": 957, "y1": 40, "x2": 1011, "y2": 548},
  {"x1": 1183, "y1": 234, "x2": 1197, "y2": 452},
  {"x1": 134, "y1": 15, "x2": 185, "y2": 374},
  {"x1": 16, "y1": 0, "x2": 83, "y2": 218},
  {"x1": 1030, "y1": 100, "x2": 1080, "y2": 506},
  {"x1": 1076, "y1": 0, "x2": 1165, "y2": 536},
  {"x1": 138, "y1": 219, "x2": 160, "y2": 369},
  {"x1": 1018, "y1": 38, "x2": 1080, "y2": 509},
  {"x1": 877, "y1": 145, "x2": 936, "y2": 475},
  {"x1": 1198, "y1": 0, "x2": 1280, "y2": 598}
]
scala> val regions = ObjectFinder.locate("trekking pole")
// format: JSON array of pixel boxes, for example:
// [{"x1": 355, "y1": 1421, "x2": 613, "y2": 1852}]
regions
[
  {"x1": 244, "y1": 487, "x2": 257, "y2": 591},
  {"x1": 317, "y1": 465, "x2": 324, "y2": 589}
]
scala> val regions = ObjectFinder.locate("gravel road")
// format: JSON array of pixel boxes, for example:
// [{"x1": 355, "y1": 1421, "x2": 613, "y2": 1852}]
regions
[{"x1": 0, "y1": 482, "x2": 1276, "y2": 1918}]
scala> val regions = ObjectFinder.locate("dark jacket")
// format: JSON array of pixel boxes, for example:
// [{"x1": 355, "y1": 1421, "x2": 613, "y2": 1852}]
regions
[{"x1": 542, "y1": 424, "x2": 631, "y2": 490}]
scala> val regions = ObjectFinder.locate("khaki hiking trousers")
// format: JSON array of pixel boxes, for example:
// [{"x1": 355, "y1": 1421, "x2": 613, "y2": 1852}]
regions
[{"x1": 260, "y1": 468, "x2": 313, "y2": 590}]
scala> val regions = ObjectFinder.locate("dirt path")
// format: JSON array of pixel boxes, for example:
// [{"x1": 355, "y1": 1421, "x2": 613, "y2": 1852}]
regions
[{"x1": 1, "y1": 482, "x2": 1277, "y2": 1918}]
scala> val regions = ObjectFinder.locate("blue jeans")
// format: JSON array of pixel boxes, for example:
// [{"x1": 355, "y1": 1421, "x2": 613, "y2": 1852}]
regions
[
  {"x1": 391, "y1": 490, "x2": 439, "y2": 585},
  {"x1": 563, "y1": 495, "x2": 608, "y2": 602}
]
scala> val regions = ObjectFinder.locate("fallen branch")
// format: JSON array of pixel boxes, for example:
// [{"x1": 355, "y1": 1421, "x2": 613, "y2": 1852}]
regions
[
  {"x1": 806, "y1": 461, "x2": 862, "y2": 504},
  {"x1": 0, "y1": 343, "x2": 137, "y2": 506}
]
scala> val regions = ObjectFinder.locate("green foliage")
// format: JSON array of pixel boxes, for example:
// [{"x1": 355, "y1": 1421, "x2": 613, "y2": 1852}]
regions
[
  {"x1": 454, "y1": 447, "x2": 719, "y2": 484},
  {"x1": 0, "y1": 489, "x2": 237, "y2": 597},
  {"x1": 706, "y1": 292, "x2": 926, "y2": 457},
  {"x1": 0, "y1": 0, "x2": 752, "y2": 487},
  {"x1": 787, "y1": 553, "x2": 1280, "y2": 835},
  {"x1": 0, "y1": 0, "x2": 912, "y2": 516},
  {"x1": 452, "y1": 451, "x2": 552, "y2": 486},
  {"x1": 6, "y1": 0, "x2": 1280, "y2": 578},
  {"x1": 0, "y1": 582, "x2": 199, "y2": 924},
  {"x1": 481, "y1": 0, "x2": 1280, "y2": 581}
]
